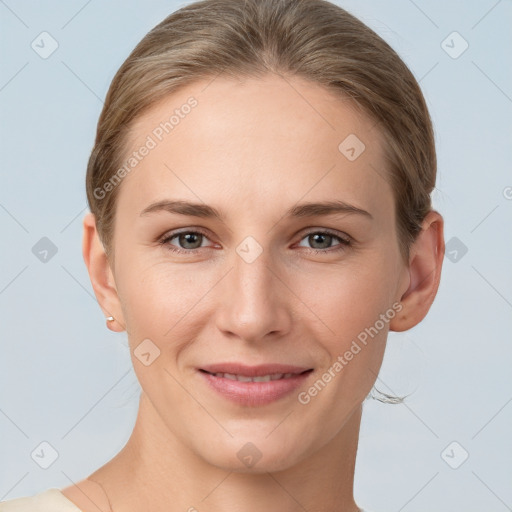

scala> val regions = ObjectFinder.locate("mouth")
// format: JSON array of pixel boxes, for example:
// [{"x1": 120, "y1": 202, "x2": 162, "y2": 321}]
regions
[
  {"x1": 197, "y1": 363, "x2": 314, "y2": 406},
  {"x1": 199, "y1": 370, "x2": 311, "y2": 382}
]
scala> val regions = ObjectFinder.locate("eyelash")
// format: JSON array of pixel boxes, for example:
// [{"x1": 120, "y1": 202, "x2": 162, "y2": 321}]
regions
[{"x1": 158, "y1": 228, "x2": 352, "y2": 255}]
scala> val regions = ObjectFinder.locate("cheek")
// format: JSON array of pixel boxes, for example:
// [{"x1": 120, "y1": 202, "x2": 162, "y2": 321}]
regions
[
  {"x1": 115, "y1": 255, "x2": 216, "y2": 342},
  {"x1": 294, "y1": 259, "x2": 394, "y2": 343},
  {"x1": 292, "y1": 258, "x2": 395, "y2": 398}
]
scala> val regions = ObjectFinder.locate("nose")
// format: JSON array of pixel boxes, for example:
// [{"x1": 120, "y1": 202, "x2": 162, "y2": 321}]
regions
[{"x1": 214, "y1": 245, "x2": 293, "y2": 343}]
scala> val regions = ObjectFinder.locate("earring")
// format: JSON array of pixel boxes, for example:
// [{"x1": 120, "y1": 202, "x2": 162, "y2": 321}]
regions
[{"x1": 106, "y1": 316, "x2": 115, "y2": 322}]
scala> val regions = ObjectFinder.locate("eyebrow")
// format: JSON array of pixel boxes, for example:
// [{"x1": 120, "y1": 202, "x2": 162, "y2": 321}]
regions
[{"x1": 139, "y1": 199, "x2": 373, "y2": 220}]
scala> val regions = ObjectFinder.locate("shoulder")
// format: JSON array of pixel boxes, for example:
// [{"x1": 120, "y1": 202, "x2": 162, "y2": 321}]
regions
[{"x1": 0, "y1": 489, "x2": 82, "y2": 512}]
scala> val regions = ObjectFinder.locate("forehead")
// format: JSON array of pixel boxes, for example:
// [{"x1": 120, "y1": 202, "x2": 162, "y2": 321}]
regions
[{"x1": 118, "y1": 73, "x2": 393, "y2": 223}]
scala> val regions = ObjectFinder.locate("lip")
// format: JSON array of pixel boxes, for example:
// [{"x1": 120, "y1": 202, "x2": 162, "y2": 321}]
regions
[{"x1": 198, "y1": 363, "x2": 314, "y2": 407}]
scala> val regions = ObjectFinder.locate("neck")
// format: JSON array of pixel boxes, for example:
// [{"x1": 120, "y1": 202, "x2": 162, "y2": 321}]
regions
[{"x1": 89, "y1": 392, "x2": 362, "y2": 512}]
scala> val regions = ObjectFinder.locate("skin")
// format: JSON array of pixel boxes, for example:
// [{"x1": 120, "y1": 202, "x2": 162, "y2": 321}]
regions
[{"x1": 62, "y1": 73, "x2": 444, "y2": 512}]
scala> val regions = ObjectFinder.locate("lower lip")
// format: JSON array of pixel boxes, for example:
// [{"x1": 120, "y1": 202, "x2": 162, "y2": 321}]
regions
[{"x1": 199, "y1": 370, "x2": 313, "y2": 406}]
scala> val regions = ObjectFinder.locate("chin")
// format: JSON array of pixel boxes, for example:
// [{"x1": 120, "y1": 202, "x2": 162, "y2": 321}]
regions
[{"x1": 198, "y1": 435, "x2": 307, "y2": 474}]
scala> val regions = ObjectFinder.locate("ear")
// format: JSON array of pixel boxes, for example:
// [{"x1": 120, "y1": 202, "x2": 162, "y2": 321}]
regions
[
  {"x1": 82, "y1": 212, "x2": 125, "y2": 332},
  {"x1": 390, "y1": 210, "x2": 445, "y2": 332}
]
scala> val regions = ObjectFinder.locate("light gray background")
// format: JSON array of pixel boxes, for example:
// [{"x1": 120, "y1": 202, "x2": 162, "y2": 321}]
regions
[{"x1": 1, "y1": 1, "x2": 511, "y2": 511}]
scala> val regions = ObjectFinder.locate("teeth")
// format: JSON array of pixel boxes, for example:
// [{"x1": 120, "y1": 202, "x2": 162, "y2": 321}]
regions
[
  {"x1": 253, "y1": 375, "x2": 272, "y2": 382},
  {"x1": 211, "y1": 372, "x2": 297, "y2": 382}
]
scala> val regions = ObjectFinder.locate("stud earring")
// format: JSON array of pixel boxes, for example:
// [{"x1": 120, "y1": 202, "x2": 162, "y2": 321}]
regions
[{"x1": 106, "y1": 316, "x2": 115, "y2": 322}]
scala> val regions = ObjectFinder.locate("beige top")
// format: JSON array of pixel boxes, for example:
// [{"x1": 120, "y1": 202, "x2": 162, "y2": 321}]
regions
[{"x1": 0, "y1": 489, "x2": 82, "y2": 512}]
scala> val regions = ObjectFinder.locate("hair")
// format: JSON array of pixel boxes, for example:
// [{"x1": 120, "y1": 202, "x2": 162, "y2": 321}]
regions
[{"x1": 85, "y1": 0, "x2": 437, "y2": 404}]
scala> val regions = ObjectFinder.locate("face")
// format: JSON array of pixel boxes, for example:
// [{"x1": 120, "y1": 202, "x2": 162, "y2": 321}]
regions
[{"x1": 107, "y1": 73, "x2": 409, "y2": 472}]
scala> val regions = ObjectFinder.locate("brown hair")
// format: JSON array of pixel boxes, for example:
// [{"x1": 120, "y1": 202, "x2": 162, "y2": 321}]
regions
[{"x1": 86, "y1": 0, "x2": 436, "y2": 265}]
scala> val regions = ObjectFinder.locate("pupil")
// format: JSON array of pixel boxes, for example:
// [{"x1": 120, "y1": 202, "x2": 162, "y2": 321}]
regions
[
  {"x1": 311, "y1": 233, "x2": 330, "y2": 249},
  {"x1": 181, "y1": 233, "x2": 201, "y2": 249}
]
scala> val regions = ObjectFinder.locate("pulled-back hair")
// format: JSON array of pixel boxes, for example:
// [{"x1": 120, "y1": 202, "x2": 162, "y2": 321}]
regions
[{"x1": 86, "y1": 0, "x2": 436, "y2": 266}]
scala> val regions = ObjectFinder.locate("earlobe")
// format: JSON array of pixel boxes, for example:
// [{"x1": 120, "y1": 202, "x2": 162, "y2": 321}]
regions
[
  {"x1": 82, "y1": 212, "x2": 126, "y2": 332},
  {"x1": 390, "y1": 210, "x2": 445, "y2": 332}
]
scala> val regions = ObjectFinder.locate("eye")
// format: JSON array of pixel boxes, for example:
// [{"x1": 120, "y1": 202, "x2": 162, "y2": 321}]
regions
[
  {"x1": 296, "y1": 230, "x2": 351, "y2": 253},
  {"x1": 158, "y1": 228, "x2": 352, "y2": 255},
  {"x1": 159, "y1": 229, "x2": 213, "y2": 254}
]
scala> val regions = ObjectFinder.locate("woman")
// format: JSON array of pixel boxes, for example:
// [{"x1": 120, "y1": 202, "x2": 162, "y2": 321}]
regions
[{"x1": 0, "y1": 0, "x2": 444, "y2": 510}]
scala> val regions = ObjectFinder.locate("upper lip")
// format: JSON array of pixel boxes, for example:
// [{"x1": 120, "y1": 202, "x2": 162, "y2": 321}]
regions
[{"x1": 199, "y1": 363, "x2": 312, "y2": 377}]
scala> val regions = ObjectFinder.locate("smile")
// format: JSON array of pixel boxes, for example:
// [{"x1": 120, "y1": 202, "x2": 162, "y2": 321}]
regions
[
  {"x1": 203, "y1": 371, "x2": 302, "y2": 382},
  {"x1": 198, "y1": 368, "x2": 314, "y2": 406}
]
